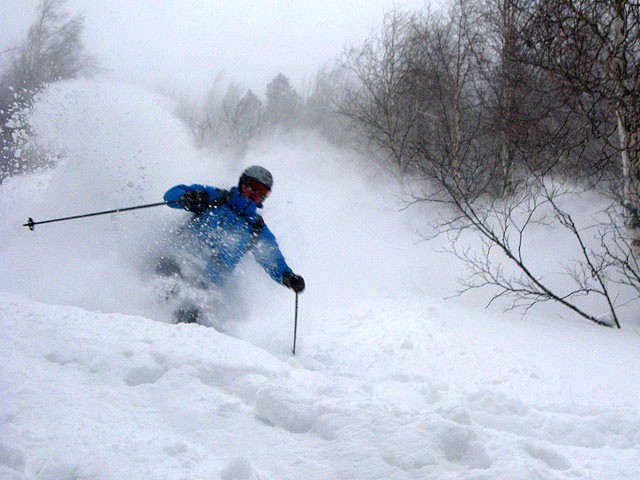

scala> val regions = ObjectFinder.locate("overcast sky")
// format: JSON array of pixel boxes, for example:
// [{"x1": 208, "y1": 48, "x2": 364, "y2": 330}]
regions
[{"x1": 1, "y1": 0, "x2": 444, "y2": 96}]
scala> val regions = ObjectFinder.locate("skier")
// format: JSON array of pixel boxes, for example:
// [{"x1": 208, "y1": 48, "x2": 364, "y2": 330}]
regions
[{"x1": 158, "y1": 165, "x2": 305, "y2": 324}]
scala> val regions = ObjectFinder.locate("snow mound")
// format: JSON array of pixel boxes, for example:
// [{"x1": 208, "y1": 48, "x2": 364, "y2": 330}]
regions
[{"x1": 2, "y1": 292, "x2": 639, "y2": 479}]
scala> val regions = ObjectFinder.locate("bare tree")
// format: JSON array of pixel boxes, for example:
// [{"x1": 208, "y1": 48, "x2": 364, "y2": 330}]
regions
[
  {"x1": 172, "y1": 73, "x2": 229, "y2": 148},
  {"x1": 465, "y1": 0, "x2": 606, "y2": 194},
  {"x1": 422, "y1": 175, "x2": 623, "y2": 327},
  {"x1": 10, "y1": 0, "x2": 92, "y2": 88},
  {"x1": 339, "y1": 11, "x2": 424, "y2": 175},
  {"x1": 339, "y1": 4, "x2": 502, "y2": 195},
  {"x1": 0, "y1": 0, "x2": 94, "y2": 180},
  {"x1": 170, "y1": 75, "x2": 267, "y2": 155},
  {"x1": 419, "y1": 0, "x2": 486, "y2": 195},
  {"x1": 339, "y1": 2, "x2": 636, "y2": 326},
  {"x1": 469, "y1": 0, "x2": 528, "y2": 195},
  {"x1": 518, "y1": 0, "x2": 640, "y2": 245},
  {"x1": 301, "y1": 65, "x2": 352, "y2": 145}
]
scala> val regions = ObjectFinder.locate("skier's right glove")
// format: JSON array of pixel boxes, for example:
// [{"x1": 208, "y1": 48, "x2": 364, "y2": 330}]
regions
[
  {"x1": 179, "y1": 190, "x2": 210, "y2": 212},
  {"x1": 283, "y1": 272, "x2": 305, "y2": 293}
]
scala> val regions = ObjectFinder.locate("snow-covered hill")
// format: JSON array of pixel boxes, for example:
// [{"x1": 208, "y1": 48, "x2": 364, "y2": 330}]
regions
[{"x1": 1, "y1": 79, "x2": 639, "y2": 479}]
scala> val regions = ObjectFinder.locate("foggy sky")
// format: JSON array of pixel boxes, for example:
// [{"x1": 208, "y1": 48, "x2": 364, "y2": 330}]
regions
[{"x1": 1, "y1": 0, "x2": 440, "y2": 95}]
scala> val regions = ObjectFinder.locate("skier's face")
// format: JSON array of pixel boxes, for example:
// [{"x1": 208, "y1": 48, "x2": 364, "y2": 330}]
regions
[{"x1": 241, "y1": 179, "x2": 270, "y2": 204}]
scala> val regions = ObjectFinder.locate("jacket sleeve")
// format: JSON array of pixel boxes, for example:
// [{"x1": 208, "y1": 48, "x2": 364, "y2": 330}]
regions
[
  {"x1": 163, "y1": 184, "x2": 221, "y2": 213},
  {"x1": 251, "y1": 224, "x2": 293, "y2": 284}
]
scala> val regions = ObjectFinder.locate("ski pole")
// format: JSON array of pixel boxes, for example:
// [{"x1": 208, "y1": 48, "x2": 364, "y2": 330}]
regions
[
  {"x1": 292, "y1": 292, "x2": 299, "y2": 355},
  {"x1": 23, "y1": 200, "x2": 175, "y2": 231}
]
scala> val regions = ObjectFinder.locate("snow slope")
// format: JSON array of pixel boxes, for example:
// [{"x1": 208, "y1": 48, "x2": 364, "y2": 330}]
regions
[{"x1": 1, "y1": 79, "x2": 639, "y2": 479}]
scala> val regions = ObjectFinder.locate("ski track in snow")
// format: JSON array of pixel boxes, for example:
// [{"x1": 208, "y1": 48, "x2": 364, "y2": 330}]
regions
[{"x1": 1, "y1": 78, "x2": 639, "y2": 479}]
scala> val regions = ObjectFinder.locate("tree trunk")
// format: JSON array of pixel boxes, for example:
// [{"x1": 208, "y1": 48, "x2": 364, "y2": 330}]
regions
[
  {"x1": 499, "y1": 0, "x2": 516, "y2": 196},
  {"x1": 609, "y1": 2, "x2": 640, "y2": 248},
  {"x1": 618, "y1": 111, "x2": 640, "y2": 247}
]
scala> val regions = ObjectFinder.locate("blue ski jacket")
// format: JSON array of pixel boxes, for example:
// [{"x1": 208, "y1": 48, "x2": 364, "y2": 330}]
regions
[{"x1": 163, "y1": 184, "x2": 293, "y2": 286}]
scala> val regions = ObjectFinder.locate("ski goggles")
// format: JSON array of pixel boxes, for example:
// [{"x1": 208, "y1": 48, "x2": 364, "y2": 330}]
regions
[{"x1": 245, "y1": 178, "x2": 271, "y2": 198}]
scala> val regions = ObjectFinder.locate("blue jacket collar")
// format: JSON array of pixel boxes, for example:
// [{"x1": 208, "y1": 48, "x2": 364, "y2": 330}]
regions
[{"x1": 229, "y1": 187, "x2": 262, "y2": 215}]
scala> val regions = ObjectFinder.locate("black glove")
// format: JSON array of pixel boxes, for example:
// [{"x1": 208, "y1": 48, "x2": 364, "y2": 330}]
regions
[
  {"x1": 179, "y1": 190, "x2": 210, "y2": 211},
  {"x1": 283, "y1": 272, "x2": 305, "y2": 293}
]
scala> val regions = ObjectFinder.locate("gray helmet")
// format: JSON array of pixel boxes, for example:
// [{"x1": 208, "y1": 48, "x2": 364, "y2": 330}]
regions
[{"x1": 239, "y1": 165, "x2": 273, "y2": 190}]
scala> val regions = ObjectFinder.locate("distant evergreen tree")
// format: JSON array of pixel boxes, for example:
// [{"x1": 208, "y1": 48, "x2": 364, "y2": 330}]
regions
[
  {"x1": 264, "y1": 73, "x2": 301, "y2": 129},
  {"x1": 232, "y1": 89, "x2": 263, "y2": 148}
]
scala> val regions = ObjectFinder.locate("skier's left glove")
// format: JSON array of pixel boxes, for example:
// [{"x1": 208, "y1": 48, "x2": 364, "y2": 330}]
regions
[{"x1": 283, "y1": 272, "x2": 305, "y2": 293}]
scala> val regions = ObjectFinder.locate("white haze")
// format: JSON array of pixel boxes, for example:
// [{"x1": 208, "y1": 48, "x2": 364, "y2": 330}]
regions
[
  {"x1": 1, "y1": 79, "x2": 639, "y2": 479},
  {"x1": 0, "y1": 77, "x2": 637, "y2": 341},
  {"x1": 1, "y1": 0, "x2": 438, "y2": 93},
  {"x1": 0, "y1": 78, "x2": 457, "y2": 323}
]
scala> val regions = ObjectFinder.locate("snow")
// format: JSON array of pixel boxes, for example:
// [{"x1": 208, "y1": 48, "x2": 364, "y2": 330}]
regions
[{"x1": 1, "y1": 79, "x2": 639, "y2": 479}]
